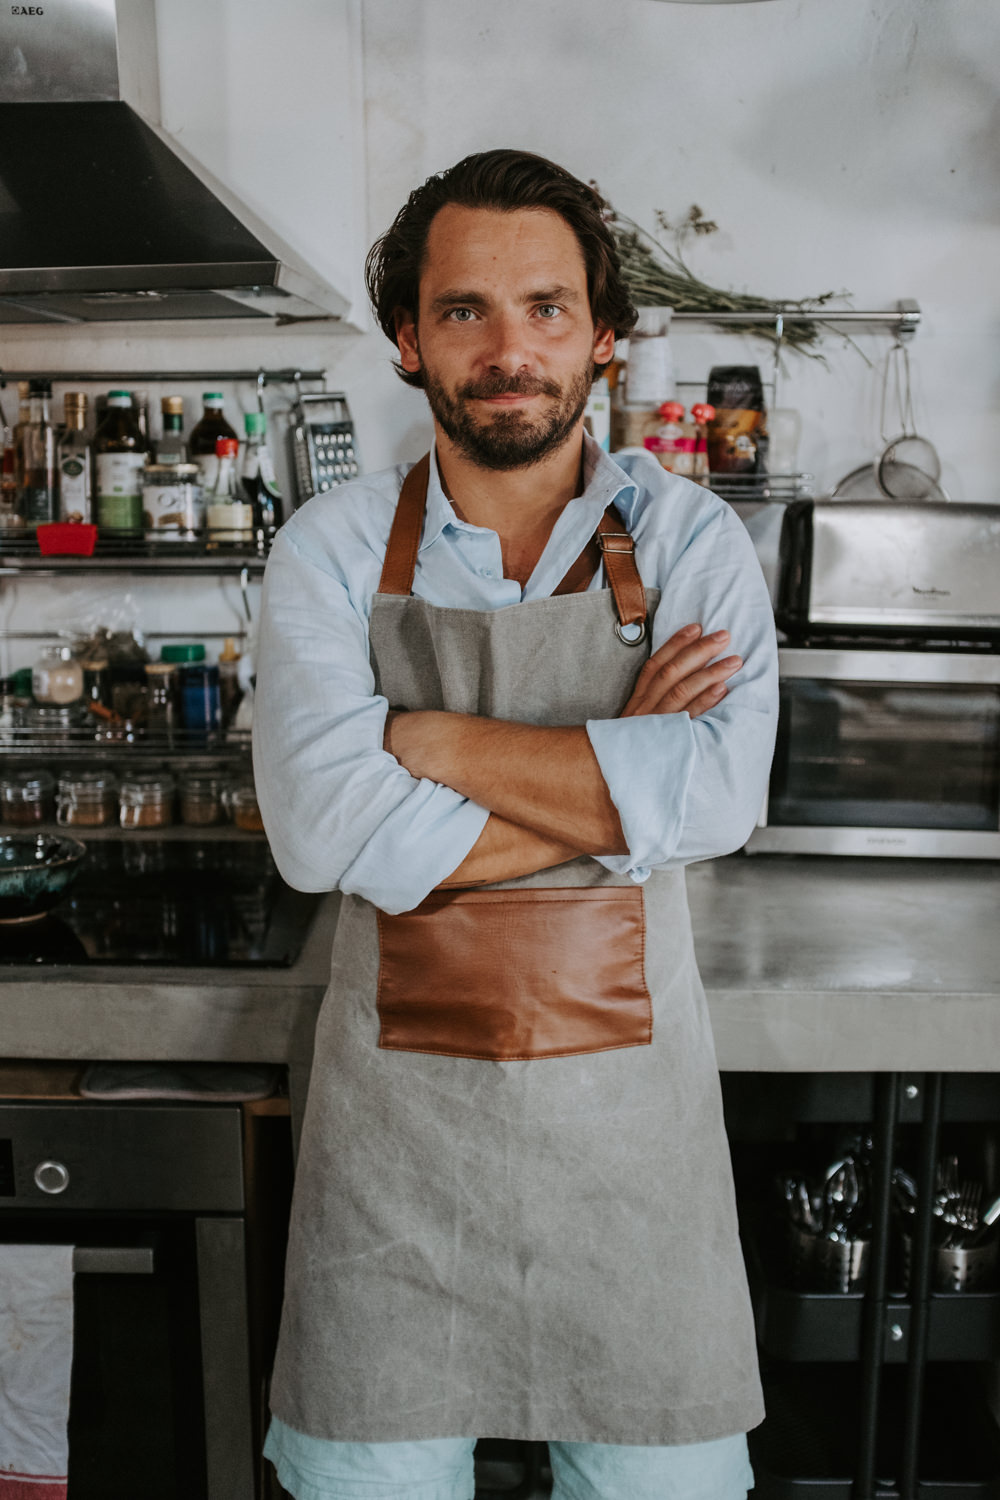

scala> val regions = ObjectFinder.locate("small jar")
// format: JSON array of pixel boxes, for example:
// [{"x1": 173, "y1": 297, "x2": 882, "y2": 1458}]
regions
[
  {"x1": 57, "y1": 770, "x2": 118, "y2": 827},
  {"x1": 1, "y1": 768, "x2": 55, "y2": 824},
  {"x1": 142, "y1": 463, "x2": 204, "y2": 541},
  {"x1": 119, "y1": 771, "x2": 175, "y2": 829},
  {"x1": 225, "y1": 782, "x2": 264, "y2": 832},
  {"x1": 179, "y1": 772, "x2": 227, "y2": 826},
  {"x1": 81, "y1": 656, "x2": 112, "y2": 711},
  {"x1": 144, "y1": 661, "x2": 180, "y2": 743},
  {"x1": 32, "y1": 645, "x2": 84, "y2": 705}
]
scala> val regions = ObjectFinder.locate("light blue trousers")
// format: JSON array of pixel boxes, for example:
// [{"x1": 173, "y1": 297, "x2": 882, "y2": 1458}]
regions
[{"x1": 264, "y1": 1417, "x2": 754, "y2": 1500}]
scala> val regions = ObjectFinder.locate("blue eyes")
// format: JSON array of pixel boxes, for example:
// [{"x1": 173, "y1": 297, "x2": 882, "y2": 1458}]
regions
[{"x1": 445, "y1": 305, "x2": 562, "y2": 322}]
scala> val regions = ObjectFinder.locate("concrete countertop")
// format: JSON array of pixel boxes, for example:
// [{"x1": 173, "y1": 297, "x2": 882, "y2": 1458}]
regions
[{"x1": 2, "y1": 856, "x2": 998, "y2": 1073}]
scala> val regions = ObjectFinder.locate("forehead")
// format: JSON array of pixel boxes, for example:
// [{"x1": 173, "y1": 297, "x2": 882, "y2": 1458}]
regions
[{"x1": 419, "y1": 204, "x2": 588, "y2": 299}]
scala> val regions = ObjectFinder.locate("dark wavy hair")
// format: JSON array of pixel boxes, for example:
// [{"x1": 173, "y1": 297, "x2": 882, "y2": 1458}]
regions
[{"x1": 365, "y1": 149, "x2": 638, "y2": 390}]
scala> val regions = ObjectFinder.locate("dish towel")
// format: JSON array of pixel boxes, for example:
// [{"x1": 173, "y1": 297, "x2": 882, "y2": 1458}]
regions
[{"x1": 0, "y1": 1246, "x2": 73, "y2": 1499}]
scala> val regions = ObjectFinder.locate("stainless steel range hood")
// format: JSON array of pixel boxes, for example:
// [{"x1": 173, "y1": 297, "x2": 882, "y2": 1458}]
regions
[{"x1": 0, "y1": 0, "x2": 351, "y2": 325}]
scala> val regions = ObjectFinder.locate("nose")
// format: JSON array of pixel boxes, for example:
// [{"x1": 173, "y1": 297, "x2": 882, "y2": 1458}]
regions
[{"x1": 482, "y1": 310, "x2": 531, "y2": 376}]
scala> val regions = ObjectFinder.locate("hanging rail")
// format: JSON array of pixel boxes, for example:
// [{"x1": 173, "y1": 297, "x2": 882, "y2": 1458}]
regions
[
  {"x1": 0, "y1": 367, "x2": 327, "y2": 386},
  {"x1": 670, "y1": 300, "x2": 921, "y2": 339}
]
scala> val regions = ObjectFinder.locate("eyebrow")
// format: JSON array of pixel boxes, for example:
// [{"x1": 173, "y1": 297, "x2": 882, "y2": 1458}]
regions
[{"x1": 429, "y1": 284, "x2": 582, "y2": 313}]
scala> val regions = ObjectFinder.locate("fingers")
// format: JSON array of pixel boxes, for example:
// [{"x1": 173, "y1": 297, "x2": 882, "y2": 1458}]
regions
[{"x1": 622, "y1": 624, "x2": 742, "y2": 718}]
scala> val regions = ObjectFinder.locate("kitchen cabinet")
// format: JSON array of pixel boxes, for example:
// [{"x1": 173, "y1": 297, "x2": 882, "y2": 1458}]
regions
[{"x1": 726, "y1": 1072, "x2": 1000, "y2": 1498}]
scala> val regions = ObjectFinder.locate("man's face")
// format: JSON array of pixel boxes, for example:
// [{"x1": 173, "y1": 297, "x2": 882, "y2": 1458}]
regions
[{"x1": 395, "y1": 204, "x2": 615, "y2": 471}]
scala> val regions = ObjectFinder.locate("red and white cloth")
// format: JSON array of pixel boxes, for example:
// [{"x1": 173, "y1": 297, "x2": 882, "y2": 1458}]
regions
[{"x1": 0, "y1": 1246, "x2": 73, "y2": 1500}]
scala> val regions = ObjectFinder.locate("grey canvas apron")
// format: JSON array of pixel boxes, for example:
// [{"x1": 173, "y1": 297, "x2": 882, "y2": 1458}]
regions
[{"x1": 269, "y1": 457, "x2": 764, "y2": 1446}]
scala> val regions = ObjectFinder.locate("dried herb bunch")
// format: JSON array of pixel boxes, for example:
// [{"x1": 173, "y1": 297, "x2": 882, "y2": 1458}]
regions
[{"x1": 602, "y1": 197, "x2": 848, "y2": 356}]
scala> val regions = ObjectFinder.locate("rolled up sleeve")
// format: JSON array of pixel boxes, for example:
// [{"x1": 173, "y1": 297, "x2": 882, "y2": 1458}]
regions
[
  {"x1": 252, "y1": 527, "x2": 489, "y2": 913},
  {"x1": 585, "y1": 496, "x2": 778, "y2": 876}
]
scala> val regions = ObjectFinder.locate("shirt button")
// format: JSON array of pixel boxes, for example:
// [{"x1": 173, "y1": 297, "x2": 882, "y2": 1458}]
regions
[{"x1": 481, "y1": 567, "x2": 496, "y2": 578}]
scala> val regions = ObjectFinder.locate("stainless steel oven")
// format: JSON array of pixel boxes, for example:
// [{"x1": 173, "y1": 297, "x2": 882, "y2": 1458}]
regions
[
  {"x1": 745, "y1": 648, "x2": 1000, "y2": 858},
  {"x1": 0, "y1": 1100, "x2": 256, "y2": 1500}
]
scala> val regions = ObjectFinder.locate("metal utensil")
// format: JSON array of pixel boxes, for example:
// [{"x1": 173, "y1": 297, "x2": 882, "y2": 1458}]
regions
[{"x1": 876, "y1": 341, "x2": 942, "y2": 500}]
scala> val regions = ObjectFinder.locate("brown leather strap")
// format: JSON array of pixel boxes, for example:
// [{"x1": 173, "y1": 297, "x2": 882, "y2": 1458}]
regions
[
  {"x1": 552, "y1": 533, "x2": 601, "y2": 596},
  {"x1": 377, "y1": 454, "x2": 646, "y2": 639},
  {"x1": 596, "y1": 507, "x2": 647, "y2": 637},
  {"x1": 378, "y1": 453, "x2": 431, "y2": 595}
]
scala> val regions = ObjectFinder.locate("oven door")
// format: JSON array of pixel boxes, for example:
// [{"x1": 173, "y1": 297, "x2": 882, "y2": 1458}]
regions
[
  {"x1": 746, "y1": 649, "x2": 1000, "y2": 857},
  {"x1": 0, "y1": 1104, "x2": 254, "y2": 1500}
]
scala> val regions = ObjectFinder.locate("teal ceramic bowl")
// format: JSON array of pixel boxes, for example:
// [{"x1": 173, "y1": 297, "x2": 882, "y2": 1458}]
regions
[{"x1": 0, "y1": 834, "x2": 88, "y2": 924}]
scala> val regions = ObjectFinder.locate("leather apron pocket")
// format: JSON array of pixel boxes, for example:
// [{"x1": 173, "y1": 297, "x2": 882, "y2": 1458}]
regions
[{"x1": 376, "y1": 886, "x2": 653, "y2": 1061}]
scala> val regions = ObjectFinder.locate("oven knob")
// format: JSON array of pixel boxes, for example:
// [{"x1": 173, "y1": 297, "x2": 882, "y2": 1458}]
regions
[{"x1": 34, "y1": 1160, "x2": 70, "y2": 1195}]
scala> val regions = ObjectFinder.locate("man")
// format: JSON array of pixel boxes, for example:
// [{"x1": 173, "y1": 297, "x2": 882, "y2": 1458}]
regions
[{"x1": 254, "y1": 148, "x2": 778, "y2": 1500}]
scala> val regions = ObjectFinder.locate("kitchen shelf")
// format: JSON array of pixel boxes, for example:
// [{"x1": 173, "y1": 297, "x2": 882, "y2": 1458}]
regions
[
  {"x1": 1, "y1": 728, "x2": 252, "y2": 762},
  {"x1": 0, "y1": 533, "x2": 269, "y2": 577},
  {"x1": 16, "y1": 822, "x2": 265, "y2": 842}
]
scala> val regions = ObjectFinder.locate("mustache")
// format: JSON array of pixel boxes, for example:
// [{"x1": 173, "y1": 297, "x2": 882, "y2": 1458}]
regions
[{"x1": 458, "y1": 374, "x2": 562, "y2": 400}]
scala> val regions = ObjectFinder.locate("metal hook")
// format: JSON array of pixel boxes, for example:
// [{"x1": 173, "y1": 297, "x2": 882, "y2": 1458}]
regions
[{"x1": 256, "y1": 369, "x2": 267, "y2": 413}]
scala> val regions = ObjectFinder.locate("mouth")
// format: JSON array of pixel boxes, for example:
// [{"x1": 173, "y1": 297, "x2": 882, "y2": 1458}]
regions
[{"x1": 474, "y1": 393, "x2": 541, "y2": 406}]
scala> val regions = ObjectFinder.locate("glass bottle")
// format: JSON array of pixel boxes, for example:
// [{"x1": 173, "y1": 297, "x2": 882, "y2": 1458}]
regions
[
  {"x1": 188, "y1": 393, "x2": 238, "y2": 493},
  {"x1": 155, "y1": 395, "x2": 187, "y2": 465},
  {"x1": 93, "y1": 390, "x2": 148, "y2": 535},
  {"x1": 217, "y1": 636, "x2": 243, "y2": 731},
  {"x1": 240, "y1": 410, "x2": 283, "y2": 545},
  {"x1": 14, "y1": 379, "x2": 57, "y2": 527},
  {"x1": 1, "y1": 413, "x2": 21, "y2": 529},
  {"x1": 57, "y1": 391, "x2": 93, "y2": 523},
  {"x1": 205, "y1": 437, "x2": 253, "y2": 546}
]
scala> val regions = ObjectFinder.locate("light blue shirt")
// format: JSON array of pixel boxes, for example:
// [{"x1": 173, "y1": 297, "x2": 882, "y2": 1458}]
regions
[{"x1": 252, "y1": 437, "x2": 778, "y2": 915}]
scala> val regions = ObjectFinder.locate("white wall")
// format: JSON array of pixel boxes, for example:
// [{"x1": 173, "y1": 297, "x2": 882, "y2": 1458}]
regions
[{"x1": 2, "y1": 0, "x2": 998, "y2": 507}]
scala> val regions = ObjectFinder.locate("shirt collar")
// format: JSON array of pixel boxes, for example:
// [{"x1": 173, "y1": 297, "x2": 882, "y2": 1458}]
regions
[{"x1": 418, "y1": 433, "x2": 639, "y2": 552}]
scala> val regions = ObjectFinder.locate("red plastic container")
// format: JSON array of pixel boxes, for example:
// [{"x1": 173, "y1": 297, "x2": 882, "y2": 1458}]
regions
[{"x1": 36, "y1": 523, "x2": 98, "y2": 556}]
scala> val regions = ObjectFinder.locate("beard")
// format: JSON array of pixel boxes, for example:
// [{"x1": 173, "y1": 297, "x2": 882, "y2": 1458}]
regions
[{"x1": 420, "y1": 357, "x2": 594, "y2": 472}]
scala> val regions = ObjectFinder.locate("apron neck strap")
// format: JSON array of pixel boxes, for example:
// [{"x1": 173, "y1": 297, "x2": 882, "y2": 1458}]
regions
[
  {"x1": 378, "y1": 453, "x2": 431, "y2": 596},
  {"x1": 377, "y1": 452, "x2": 647, "y2": 639}
]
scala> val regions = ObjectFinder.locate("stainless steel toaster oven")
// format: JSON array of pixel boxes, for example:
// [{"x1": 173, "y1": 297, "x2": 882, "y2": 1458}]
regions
[{"x1": 745, "y1": 648, "x2": 1000, "y2": 858}]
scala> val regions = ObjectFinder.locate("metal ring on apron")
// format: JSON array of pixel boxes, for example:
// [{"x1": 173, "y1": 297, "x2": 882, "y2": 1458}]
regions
[{"x1": 615, "y1": 619, "x2": 647, "y2": 646}]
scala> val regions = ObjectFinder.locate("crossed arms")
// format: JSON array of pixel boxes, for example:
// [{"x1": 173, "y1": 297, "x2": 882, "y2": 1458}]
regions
[{"x1": 384, "y1": 624, "x2": 741, "y2": 886}]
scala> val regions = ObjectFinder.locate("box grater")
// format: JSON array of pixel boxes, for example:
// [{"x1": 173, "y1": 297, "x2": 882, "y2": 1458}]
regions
[{"x1": 289, "y1": 391, "x2": 360, "y2": 506}]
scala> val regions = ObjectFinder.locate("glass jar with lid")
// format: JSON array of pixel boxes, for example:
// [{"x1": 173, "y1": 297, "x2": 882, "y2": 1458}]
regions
[
  {"x1": 1, "y1": 767, "x2": 55, "y2": 825},
  {"x1": 32, "y1": 644, "x2": 84, "y2": 705},
  {"x1": 57, "y1": 770, "x2": 118, "y2": 828},
  {"x1": 224, "y1": 780, "x2": 264, "y2": 832},
  {"x1": 119, "y1": 771, "x2": 176, "y2": 829},
  {"x1": 179, "y1": 771, "x2": 227, "y2": 826}
]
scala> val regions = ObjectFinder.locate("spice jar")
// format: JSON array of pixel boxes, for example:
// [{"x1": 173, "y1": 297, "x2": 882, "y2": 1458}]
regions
[
  {"x1": 179, "y1": 772, "x2": 227, "y2": 826},
  {"x1": 224, "y1": 782, "x2": 264, "y2": 832},
  {"x1": 119, "y1": 771, "x2": 175, "y2": 829},
  {"x1": 32, "y1": 645, "x2": 84, "y2": 705},
  {"x1": 56, "y1": 770, "x2": 118, "y2": 828},
  {"x1": 81, "y1": 655, "x2": 112, "y2": 711},
  {"x1": 1, "y1": 768, "x2": 55, "y2": 825},
  {"x1": 144, "y1": 661, "x2": 180, "y2": 743}
]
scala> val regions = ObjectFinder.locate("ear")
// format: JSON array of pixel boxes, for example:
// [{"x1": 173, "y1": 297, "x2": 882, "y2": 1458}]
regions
[
  {"x1": 593, "y1": 323, "x2": 616, "y2": 367},
  {"x1": 395, "y1": 308, "x2": 421, "y2": 375}
]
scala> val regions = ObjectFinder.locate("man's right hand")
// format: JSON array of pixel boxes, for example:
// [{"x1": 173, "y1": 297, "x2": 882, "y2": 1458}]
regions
[{"x1": 620, "y1": 624, "x2": 742, "y2": 720}]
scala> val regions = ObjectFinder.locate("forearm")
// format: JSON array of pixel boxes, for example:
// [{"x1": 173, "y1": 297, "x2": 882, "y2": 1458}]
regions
[
  {"x1": 439, "y1": 814, "x2": 580, "y2": 887},
  {"x1": 387, "y1": 712, "x2": 628, "y2": 855}
]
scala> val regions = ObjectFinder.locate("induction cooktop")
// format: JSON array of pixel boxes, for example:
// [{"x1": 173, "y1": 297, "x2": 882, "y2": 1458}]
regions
[{"x1": 0, "y1": 839, "x2": 321, "y2": 968}]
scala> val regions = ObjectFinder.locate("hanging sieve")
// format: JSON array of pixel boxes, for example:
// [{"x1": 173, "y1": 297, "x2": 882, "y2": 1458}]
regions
[{"x1": 876, "y1": 342, "x2": 942, "y2": 500}]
